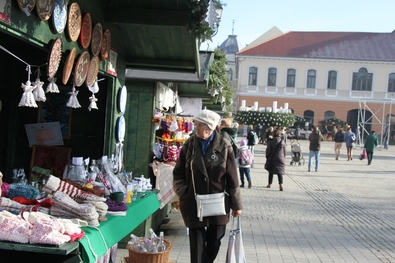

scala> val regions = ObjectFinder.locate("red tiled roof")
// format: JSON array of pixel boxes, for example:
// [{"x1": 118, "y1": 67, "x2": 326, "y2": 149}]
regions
[{"x1": 237, "y1": 31, "x2": 395, "y2": 61}]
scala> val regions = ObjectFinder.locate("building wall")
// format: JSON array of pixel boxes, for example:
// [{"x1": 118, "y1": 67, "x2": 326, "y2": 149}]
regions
[{"x1": 236, "y1": 55, "x2": 395, "y2": 133}]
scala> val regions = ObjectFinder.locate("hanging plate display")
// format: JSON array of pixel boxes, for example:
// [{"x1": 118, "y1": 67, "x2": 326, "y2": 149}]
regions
[
  {"x1": 67, "y1": 2, "x2": 82, "y2": 42},
  {"x1": 85, "y1": 56, "x2": 99, "y2": 87},
  {"x1": 117, "y1": 85, "x2": 127, "y2": 114},
  {"x1": 100, "y1": 28, "x2": 111, "y2": 61},
  {"x1": 62, "y1": 47, "x2": 76, "y2": 85},
  {"x1": 91, "y1": 23, "x2": 103, "y2": 56},
  {"x1": 79, "y1": 12, "x2": 92, "y2": 49},
  {"x1": 17, "y1": 0, "x2": 37, "y2": 14},
  {"x1": 116, "y1": 115, "x2": 126, "y2": 142},
  {"x1": 36, "y1": 0, "x2": 55, "y2": 21},
  {"x1": 74, "y1": 51, "x2": 90, "y2": 87},
  {"x1": 47, "y1": 37, "x2": 62, "y2": 78},
  {"x1": 52, "y1": 0, "x2": 67, "y2": 33}
]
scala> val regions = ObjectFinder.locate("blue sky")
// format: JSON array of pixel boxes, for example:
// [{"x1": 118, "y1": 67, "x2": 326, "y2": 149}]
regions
[{"x1": 202, "y1": 0, "x2": 395, "y2": 50}]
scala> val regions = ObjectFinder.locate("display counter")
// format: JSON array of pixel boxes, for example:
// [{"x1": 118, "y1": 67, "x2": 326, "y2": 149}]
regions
[
  {"x1": 79, "y1": 192, "x2": 160, "y2": 262},
  {"x1": 0, "y1": 192, "x2": 160, "y2": 263}
]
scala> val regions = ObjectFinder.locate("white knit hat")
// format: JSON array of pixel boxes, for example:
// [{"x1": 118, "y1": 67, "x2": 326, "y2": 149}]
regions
[{"x1": 192, "y1": 109, "x2": 220, "y2": 130}]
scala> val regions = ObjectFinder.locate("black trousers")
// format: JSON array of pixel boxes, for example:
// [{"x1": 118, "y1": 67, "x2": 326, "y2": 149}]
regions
[
  {"x1": 367, "y1": 151, "x2": 373, "y2": 165},
  {"x1": 188, "y1": 224, "x2": 226, "y2": 263}
]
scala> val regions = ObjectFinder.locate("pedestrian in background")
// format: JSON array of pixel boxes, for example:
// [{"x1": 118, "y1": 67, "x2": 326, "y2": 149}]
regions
[
  {"x1": 247, "y1": 127, "x2": 257, "y2": 154},
  {"x1": 219, "y1": 119, "x2": 237, "y2": 143},
  {"x1": 333, "y1": 127, "x2": 344, "y2": 160},
  {"x1": 344, "y1": 126, "x2": 356, "y2": 161},
  {"x1": 265, "y1": 126, "x2": 274, "y2": 144},
  {"x1": 364, "y1": 130, "x2": 378, "y2": 165},
  {"x1": 308, "y1": 127, "x2": 324, "y2": 172},
  {"x1": 238, "y1": 139, "x2": 253, "y2": 188},
  {"x1": 265, "y1": 128, "x2": 286, "y2": 191},
  {"x1": 173, "y1": 109, "x2": 243, "y2": 263}
]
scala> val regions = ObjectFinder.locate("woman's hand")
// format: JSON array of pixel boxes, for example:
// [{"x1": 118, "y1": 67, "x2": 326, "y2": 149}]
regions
[{"x1": 232, "y1": 209, "x2": 242, "y2": 217}]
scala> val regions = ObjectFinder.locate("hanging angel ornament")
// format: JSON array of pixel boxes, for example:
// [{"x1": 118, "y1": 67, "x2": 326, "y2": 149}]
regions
[
  {"x1": 18, "y1": 65, "x2": 38, "y2": 108},
  {"x1": 66, "y1": 84, "x2": 81, "y2": 108},
  {"x1": 32, "y1": 68, "x2": 46, "y2": 102},
  {"x1": 88, "y1": 93, "x2": 98, "y2": 111},
  {"x1": 46, "y1": 77, "x2": 59, "y2": 93}
]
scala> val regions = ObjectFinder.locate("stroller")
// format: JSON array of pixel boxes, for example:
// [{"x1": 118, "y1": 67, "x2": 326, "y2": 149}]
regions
[{"x1": 290, "y1": 140, "x2": 304, "y2": 166}]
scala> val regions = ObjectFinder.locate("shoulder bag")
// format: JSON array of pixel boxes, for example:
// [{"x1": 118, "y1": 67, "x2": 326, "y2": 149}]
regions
[{"x1": 191, "y1": 160, "x2": 227, "y2": 221}]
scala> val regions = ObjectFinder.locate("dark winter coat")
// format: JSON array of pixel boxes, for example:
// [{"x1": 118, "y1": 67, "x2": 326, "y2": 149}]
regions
[
  {"x1": 364, "y1": 133, "x2": 378, "y2": 152},
  {"x1": 173, "y1": 131, "x2": 243, "y2": 228},
  {"x1": 247, "y1": 130, "x2": 256, "y2": 146},
  {"x1": 333, "y1": 131, "x2": 344, "y2": 143},
  {"x1": 309, "y1": 131, "x2": 324, "y2": 151},
  {"x1": 265, "y1": 136, "x2": 286, "y2": 175},
  {"x1": 220, "y1": 127, "x2": 237, "y2": 142}
]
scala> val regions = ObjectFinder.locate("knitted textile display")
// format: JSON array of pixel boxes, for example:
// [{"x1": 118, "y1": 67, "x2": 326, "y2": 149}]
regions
[
  {"x1": 50, "y1": 191, "x2": 99, "y2": 226},
  {"x1": 30, "y1": 218, "x2": 71, "y2": 246},
  {"x1": 43, "y1": 175, "x2": 83, "y2": 197},
  {"x1": 67, "y1": 87, "x2": 81, "y2": 108},
  {"x1": 46, "y1": 77, "x2": 60, "y2": 93},
  {"x1": 18, "y1": 80, "x2": 38, "y2": 107},
  {"x1": 32, "y1": 77, "x2": 46, "y2": 102},
  {"x1": 0, "y1": 213, "x2": 31, "y2": 244}
]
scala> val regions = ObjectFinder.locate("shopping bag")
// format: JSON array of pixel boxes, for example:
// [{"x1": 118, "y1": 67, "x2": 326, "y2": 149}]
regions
[
  {"x1": 359, "y1": 148, "x2": 366, "y2": 160},
  {"x1": 226, "y1": 216, "x2": 246, "y2": 263}
]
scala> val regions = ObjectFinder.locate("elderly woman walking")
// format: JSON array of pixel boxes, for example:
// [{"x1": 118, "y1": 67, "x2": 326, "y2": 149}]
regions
[
  {"x1": 173, "y1": 109, "x2": 243, "y2": 263},
  {"x1": 265, "y1": 128, "x2": 286, "y2": 191}
]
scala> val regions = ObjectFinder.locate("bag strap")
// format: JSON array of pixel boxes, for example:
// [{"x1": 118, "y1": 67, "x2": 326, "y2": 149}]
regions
[{"x1": 231, "y1": 215, "x2": 241, "y2": 230}]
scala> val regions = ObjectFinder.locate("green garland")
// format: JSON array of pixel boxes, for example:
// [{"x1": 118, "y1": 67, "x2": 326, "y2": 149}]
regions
[{"x1": 234, "y1": 111, "x2": 295, "y2": 127}]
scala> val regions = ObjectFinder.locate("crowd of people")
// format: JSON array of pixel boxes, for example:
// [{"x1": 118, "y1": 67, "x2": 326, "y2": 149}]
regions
[{"x1": 172, "y1": 109, "x2": 381, "y2": 263}]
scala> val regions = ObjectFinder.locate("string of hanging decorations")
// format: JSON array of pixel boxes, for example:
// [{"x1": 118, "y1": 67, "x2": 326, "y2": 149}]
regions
[{"x1": 0, "y1": 44, "x2": 102, "y2": 111}]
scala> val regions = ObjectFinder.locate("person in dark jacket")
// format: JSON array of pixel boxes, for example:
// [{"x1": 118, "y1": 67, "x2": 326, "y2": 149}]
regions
[
  {"x1": 364, "y1": 130, "x2": 378, "y2": 165},
  {"x1": 173, "y1": 109, "x2": 243, "y2": 263},
  {"x1": 265, "y1": 126, "x2": 274, "y2": 144},
  {"x1": 308, "y1": 127, "x2": 324, "y2": 172},
  {"x1": 219, "y1": 118, "x2": 237, "y2": 143},
  {"x1": 265, "y1": 128, "x2": 286, "y2": 191},
  {"x1": 333, "y1": 127, "x2": 344, "y2": 160},
  {"x1": 246, "y1": 127, "x2": 257, "y2": 154}
]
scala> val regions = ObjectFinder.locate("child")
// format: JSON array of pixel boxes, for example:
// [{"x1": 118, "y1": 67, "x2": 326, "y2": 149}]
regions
[{"x1": 239, "y1": 139, "x2": 253, "y2": 188}]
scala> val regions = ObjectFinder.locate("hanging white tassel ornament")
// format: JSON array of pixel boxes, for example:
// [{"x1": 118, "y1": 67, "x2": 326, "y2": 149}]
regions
[
  {"x1": 67, "y1": 85, "x2": 81, "y2": 108},
  {"x1": 88, "y1": 93, "x2": 98, "y2": 111},
  {"x1": 46, "y1": 77, "x2": 59, "y2": 93},
  {"x1": 18, "y1": 65, "x2": 38, "y2": 108},
  {"x1": 32, "y1": 68, "x2": 46, "y2": 102},
  {"x1": 19, "y1": 80, "x2": 38, "y2": 107},
  {"x1": 88, "y1": 78, "x2": 99, "y2": 94}
]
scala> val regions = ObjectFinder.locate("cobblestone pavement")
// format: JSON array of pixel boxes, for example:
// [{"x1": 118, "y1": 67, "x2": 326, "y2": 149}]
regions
[{"x1": 117, "y1": 139, "x2": 395, "y2": 263}]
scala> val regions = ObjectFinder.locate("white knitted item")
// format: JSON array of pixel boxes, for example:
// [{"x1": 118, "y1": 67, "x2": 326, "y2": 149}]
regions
[
  {"x1": 19, "y1": 80, "x2": 38, "y2": 108},
  {"x1": 46, "y1": 77, "x2": 60, "y2": 93},
  {"x1": 67, "y1": 87, "x2": 81, "y2": 108},
  {"x1": 32, "y1": 78, "x2": 46, "y2": 102},
  {"x1": 42, "y1": 175, "x2": 61, "y2": 193}
]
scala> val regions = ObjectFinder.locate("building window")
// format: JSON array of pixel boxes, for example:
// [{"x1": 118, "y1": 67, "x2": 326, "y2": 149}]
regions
[
  {"x1": 352, "y1": 67, "x2": 373, "y2": 91},
  {"x1": 286, "y1": 69, "x2": 296, "y2": 87},
  {"x1": 327, "y1": 70, "x2": 337, "y2": 90},
  {"x1": 306, "y1": 70, "x2": 316, "y2": 89},
  {"x1": 304, "y1": 110, "x2": 314, "y2": 129},
  {"x1": 228, "y1": 69, "x2": 233, "y2": 81},
  {"x1": 324, "y1": 111, "x2": 335, "y2": 120},
  {"x1": 248, "y1": 67, "x2": 257, "y2": 86},
  {"x1": 267, "y1": 67, "x2": 277, "y2": 86},
  {"x1": 388, "y1": 73, "x2": 395, "y2": 92}
]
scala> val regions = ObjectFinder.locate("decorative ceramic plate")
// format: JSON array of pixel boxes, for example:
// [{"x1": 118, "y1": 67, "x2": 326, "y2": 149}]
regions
[
  {"x1": 116, "y1": 116, "x2": 126, "y2": 142},
  {"x1": 36, "y1": 0, "x2": 55, "y2": 21},
  {"x1": 74, "y1": 51, "x2": 90, "y2": 87},
  {"x1": 100, "y1": 29, "x2": 111, "y2": 61},
  {"x1": 52, "y1": 0, "x2": 67, "y2": 33},
  {"x1": 91, "y1": 23, "x2": 103, "y2": 56},
  {"x1": 117, "y1": 85, "x2": 127, "y2": 114},
  {"x1": 85, "y1": 56, "x2": 99, "y2": 87},
  {"x1": 47, "y1": 37, "x2": 62, "y2": 78},
  {"x1": 79, "y1": 13, "x2": 92, "y2": 49},
  {"x1": 17, "y1": 0, "x2": 37, "y2": 14},
  {"x1": 62, "y1": 47, "x2": 76, "y2": 85},
  {"x1": 67, "y1": 2, "x2": 82, "y2": 42}
]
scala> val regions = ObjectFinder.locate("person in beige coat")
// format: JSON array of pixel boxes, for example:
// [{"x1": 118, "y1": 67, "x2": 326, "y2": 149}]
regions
[{"x1": 173, "y1": 109, "x2": 243, "y2": 263}]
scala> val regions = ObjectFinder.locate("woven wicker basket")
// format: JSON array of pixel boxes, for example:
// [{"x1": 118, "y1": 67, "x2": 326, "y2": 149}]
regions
[{"x1": 127, "y1": 239, "x2": 172, "y2": 263}]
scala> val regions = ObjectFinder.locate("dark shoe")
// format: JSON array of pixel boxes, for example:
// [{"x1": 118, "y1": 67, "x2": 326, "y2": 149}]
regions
[
  {"x1": 240, "y1": 184, "x2": 244, "y2": 188},
  {"x1": 335, "y1": 157, "x2": 338, "y2": 160},
  {"x1": 279, "y1": 184, "x2": 283, "y2": 191},
  {"x1": 308, "y1": 170, "x2": 310, "y2": 172},
  {"x1": 315, "y1": 169, "x2": 318, "y2": 172},
  {"x1": 266, "y1": 184, "x2": 271, "y2": 188},
  {"x1": 248, "y1": 181, "x2": 252, "y2": 189}
]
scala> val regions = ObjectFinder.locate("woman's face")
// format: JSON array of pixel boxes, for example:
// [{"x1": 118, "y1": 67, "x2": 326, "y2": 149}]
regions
[{"x1": 195, "y1": 121, "x2": 213, "y2": 140}]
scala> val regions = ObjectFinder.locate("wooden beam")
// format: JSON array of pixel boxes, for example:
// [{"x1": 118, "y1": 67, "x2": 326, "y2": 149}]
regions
[
  {"x1": 105, "y1": 7, "x2": 190, "y2": 26},
  {"x1": 125, "y1": 57, "x2": 196, "y2": 70}
]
